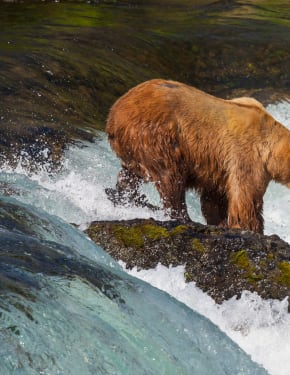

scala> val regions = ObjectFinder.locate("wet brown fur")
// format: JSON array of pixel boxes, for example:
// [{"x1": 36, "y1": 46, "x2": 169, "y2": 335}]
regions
[{"x1": 106, "y1": 79, "x2": 290, "y2": 233}]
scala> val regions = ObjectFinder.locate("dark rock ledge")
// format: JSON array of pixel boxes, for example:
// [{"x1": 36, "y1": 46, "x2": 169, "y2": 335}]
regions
[{"x1": 86, "y1": 219, "x2": 290, "y2": 308}]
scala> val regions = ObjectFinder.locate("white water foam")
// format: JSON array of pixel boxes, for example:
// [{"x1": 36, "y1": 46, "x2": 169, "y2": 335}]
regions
[
  {"x1": 1, "y1": 100, "x2": 290, "y2": 374},
  {"x1": 0, "y1": 136, "x2": 168, "y2": 228},
  {"x1": 125, "y1": 263, "x2": 290, "y2": 375},
  {"x1": 263, "y1": 100, "x2": 290, "y2": 243}
]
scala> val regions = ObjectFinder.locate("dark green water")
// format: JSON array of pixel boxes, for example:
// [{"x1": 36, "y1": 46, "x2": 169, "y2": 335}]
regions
[{"x1": 1, "y1": 0, "x2": 290, "y2": 163}]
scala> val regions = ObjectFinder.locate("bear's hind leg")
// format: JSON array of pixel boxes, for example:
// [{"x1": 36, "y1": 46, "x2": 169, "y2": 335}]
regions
[
  {"x1": 228, "y1": 196, "x2": 264, "y2": 233},
  {"x1": 200, "y1": 189, "x2": 228, "y2": 227},
  {"x1": 227, "y1": 180, "x2": 264, "y2": 233}
]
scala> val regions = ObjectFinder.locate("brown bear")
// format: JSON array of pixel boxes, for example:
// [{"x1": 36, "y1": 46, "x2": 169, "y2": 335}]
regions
[{"x1": 106, "y1": 79, "x2": 290, "y2": 233}]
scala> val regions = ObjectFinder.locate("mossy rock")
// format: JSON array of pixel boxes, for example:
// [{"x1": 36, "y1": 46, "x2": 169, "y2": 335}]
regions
[
  {"x1": 140, "y1": 223, "x2": 169, "y2": 241},
  {"x1": 87, "y1": 218, "x2": 290, "y2": 309},
  {"x1": 277, "y1": 262, "x2": 290, "y2": 287},
  {"x1": 109, "y1": 221, "x2": 187, "y2": 248},
  {"x1": 192, "y1": 238, "x2": 205, "y2": 253},
  {"x1": 230, "y1": 250, "x2": 251, "y2": 270},
  {"x1": 113, "y1": 225, "x2": 144, "y2": 248}
]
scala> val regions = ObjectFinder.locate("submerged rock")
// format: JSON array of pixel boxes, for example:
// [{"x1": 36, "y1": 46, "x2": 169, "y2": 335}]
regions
[{"x1": 87, "y1": 219, "x2": 290, "y2": 307}]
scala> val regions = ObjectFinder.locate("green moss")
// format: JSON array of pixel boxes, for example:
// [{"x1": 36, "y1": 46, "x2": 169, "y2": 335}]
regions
[
  {"x1": 230, "y1": 250, "x2": 250, "y2": 270},
  {"x1": 112, "y1": 222, "x2": 184, "y2": 248},
  {"x1": 141, "y1": 223, "x2": 187, "y2": 240},
  {"x1": 245, "y1": 272, "x2": 263, "y2": 283},
  {"x1": 169, "y1": 225, "x2": 188, "y2": 237},
  {"x1": 277, "y1": 262, "x2": 290, "y2": 287},
  {"x1": 230, "y1": 250, "x2": 263, "y2": 284},
  {"x1": 184, "y1": 272, "x2": 193, "y2": 282},
  {"x1": 113, "y1": 226, "x2": 144, "y2": 248},
  {"x1": 192, "y1": 238, "x2": 205, "y2": 253},
  {"x1": 141, "y1": 224, "x2": 169, "y2": 240}
]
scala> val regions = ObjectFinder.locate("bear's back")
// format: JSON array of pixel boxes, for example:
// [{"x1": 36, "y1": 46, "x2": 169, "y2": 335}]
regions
[{"x1": 230, "y1": 97, "x2": 264, "y2": 109}]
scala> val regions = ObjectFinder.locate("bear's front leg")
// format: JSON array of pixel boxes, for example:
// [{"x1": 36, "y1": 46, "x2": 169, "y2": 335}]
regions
[{"x1": 155, "y1": 173, "x2": 190, "y2": 222}]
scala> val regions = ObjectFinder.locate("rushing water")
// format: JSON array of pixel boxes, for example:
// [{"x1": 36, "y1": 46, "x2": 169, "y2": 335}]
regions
[
  {"x1": 1, "y1": 100, "x2": 290, "y2": 374},
  {"x1": 0, "y1": 160, "x2": 268, "y2": 373},
  {"x1": 1, "y1": 200, "x2": 265, "y2": 375}
]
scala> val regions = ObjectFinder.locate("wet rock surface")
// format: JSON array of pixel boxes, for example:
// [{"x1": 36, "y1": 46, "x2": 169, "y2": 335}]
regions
[
  {"x1": 1, "y1": 0, "x2": 290, "y2": 166},
  {"x1": 87, "y1": 218, "x2": 290, "y2": 307}
]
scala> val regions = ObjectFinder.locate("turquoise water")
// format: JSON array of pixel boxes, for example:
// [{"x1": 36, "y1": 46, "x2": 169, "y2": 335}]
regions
[{"x1": 0, "y1": 198, "x2": 267, "y2": 374}]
